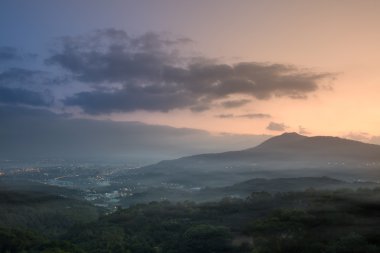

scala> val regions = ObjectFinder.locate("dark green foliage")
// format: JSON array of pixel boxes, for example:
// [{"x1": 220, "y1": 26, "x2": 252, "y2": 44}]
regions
[
  {"x1": 0, "y1": 190, "x2": 100, "y2": 236},
  {"x1": 0, "y1": 228, "x2": 84, "y2": 253},
  {"x1": 2, "y1": 188, "x2": 380, "y2": 253},
  {"x1": 182, "y1": 224, "x2": 232, "y2": 253},
  {"x1": 326, "y1": 233, "x2": 379, "y2": 253}
]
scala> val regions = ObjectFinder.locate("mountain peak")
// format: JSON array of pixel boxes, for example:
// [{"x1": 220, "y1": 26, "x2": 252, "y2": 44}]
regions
[
  {"x1": 279, "y1": 132, "x2": 305, "y2": 138},
  {"x1": 254, "y1": 132, "x2": 307, "y2": 150}
]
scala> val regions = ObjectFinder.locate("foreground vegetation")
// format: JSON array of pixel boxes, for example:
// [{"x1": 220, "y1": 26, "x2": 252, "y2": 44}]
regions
[{"x1": 1, "y1": 187, "x2": 380, "y2": 253}]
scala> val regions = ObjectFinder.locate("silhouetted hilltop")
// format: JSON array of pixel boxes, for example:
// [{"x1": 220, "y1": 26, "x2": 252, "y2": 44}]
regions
[
  {"x1": 253, "y1": 132, "x2": 308, "y2": 150},
  {"x1": 252, "y1": 132, "x2": 380, "y2": 160}
]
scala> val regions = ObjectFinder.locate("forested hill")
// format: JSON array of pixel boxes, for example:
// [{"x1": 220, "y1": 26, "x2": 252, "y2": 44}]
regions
[
  {"x1": 0, "y1": 186, "x2": 101, "y2": 237},
  {"x1": 1, "y1": 188, "x2": 380, "y2": 252}
]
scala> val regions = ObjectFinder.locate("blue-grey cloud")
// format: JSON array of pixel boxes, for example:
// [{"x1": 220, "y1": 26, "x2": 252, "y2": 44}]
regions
[
  {"x1": 216, "y1": 113, "x2": 271, "y2": 119},
  {"x1": 221, "y1": 99, "x2": 251, "y2": 108},
  {"x1": 0, "y1": 68, "x2": 67, "y2": 88},
  {"x1": 0, "y1": 46, "x2": 37, "y2": 63},
  {"x1": 239, "y1": 113, "x2": 271, "y2": 119},
  {"x1": 267, "y1": 121, "x2": 289, "y2": 131},
  {"x1": 216, "y1": 113, "x2": 235, "y2": 119},
  {"x1": 0, "y1": 47, "x2": 20, "y2": 62},
  {"x1": 46, "y1": 29, "x2": 335, "y2": 114},
  {"x1": 47, "y1": 29, "x2": 189, "y2": 83},
  {"x1": 0, "y1": 86, "x2": 53, "y2": 106},
  {"x1": 64, "y1": 87, "x2": 196, "y2": 113}
]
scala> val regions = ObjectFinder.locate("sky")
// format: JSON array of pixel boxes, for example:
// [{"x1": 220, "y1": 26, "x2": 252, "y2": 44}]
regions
[{"x1": 1, "y1": 0, "x2": 380, "y2": 152}]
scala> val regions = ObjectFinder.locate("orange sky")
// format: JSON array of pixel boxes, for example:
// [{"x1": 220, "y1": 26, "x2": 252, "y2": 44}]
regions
[
  {"x1": 2, "y1": 0, "x2": 379, "y2": 141},
  {"x1": 102, "y1": 1, "x2": 380, "y2": 140}
]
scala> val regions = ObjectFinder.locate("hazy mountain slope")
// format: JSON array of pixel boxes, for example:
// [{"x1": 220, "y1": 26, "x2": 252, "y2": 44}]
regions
[{"x1": 134, "y1": 133, "x2": 380, "y2": 186}]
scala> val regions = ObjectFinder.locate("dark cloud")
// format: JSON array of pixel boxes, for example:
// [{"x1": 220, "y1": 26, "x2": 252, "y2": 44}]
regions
[
  {"x1": 46, "y1": 29, "x2": 335, "y2": 114},
  {"x1": 0, "y1": 68, "x2": 66, "y2": 87},
  {"x1": 216, "y1": 113, "x2": 234, "y2": 118},
  {"x1": 0, "y1": 104, "x2": 60, "y2": 119},
  {"x1": 239, "y1": 113, "x2": 271, "y2": 119},
  {"x1": 221, "y1": 99, "x2": 251, "y2": 108},
  {"x1": 0, "y1": 67, "x2": 67, "y2": 110},
  {"x1": 266, "y1": 121, "x2": 289, "y2": 131},
  {"x1": 0, "y1": 47, "x2": 57, "y2": 108},
  {"x1": 0, "y1": 46, "x2": 36, "y2": 63},
  {"x1": 0, "y1": 86, "x2": 53, "y2": 106},
  {"x1": 0, "y1": 47, "x2": 19, "y2": 62},
  {"x1": 0, "y1": 68, "x2": 40, "y2": 83},
  {"x1": 46, "y1": 29, "x2": 188, "y2": 83},
  {"x1": 189, "y1": 103, "x2": 211, "y2": 112},
  {"x1": 64, "y1": 87, "x2": 196, "y2": 113},
  {"x1": 216, "y1": 113, "x2": 271, "y2": 119}
]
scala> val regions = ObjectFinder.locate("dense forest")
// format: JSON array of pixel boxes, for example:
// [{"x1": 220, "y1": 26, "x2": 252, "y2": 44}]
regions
[{"x1": 1, "y1": 187, "x2": 380, "y2": 253}]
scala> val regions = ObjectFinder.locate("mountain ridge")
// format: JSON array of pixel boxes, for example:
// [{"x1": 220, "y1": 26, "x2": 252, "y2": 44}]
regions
[{"x1": 134, "y1": 132, "x2": 380, "y2": 187}]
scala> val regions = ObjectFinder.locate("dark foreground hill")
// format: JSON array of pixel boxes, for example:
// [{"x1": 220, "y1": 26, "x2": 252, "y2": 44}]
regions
[
  {"x1": 2, "y1": 188, "x2": 380, "y2": 253},
  {"x1": 0, "y1": 182, "x2": 101, "y2": 236},
  {"x1": 133, "y1": 133, "x2": 380, "y2": 187}
]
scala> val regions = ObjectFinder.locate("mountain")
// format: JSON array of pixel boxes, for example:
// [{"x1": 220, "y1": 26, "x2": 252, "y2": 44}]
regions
[
  {"x1": 254, "y1": 132, "x2": 380, "y2": 160},
  {"x1": 133, "y1": 133, "x2": 380, "y2": 187}
]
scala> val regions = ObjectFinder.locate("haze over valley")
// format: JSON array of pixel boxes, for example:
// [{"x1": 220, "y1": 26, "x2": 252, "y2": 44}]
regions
[
  {"x1": 2, "y1": 132, "x2": 380, "y2": 208},
  {"x1": 1, "y1": 1, "x2": 380, "y2": 252}
]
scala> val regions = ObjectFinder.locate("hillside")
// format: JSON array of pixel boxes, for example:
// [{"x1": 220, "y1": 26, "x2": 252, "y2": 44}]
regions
[
  {"x1": 4, "y1": 188, "x2": 380, "y2": 253},
  {"x1": 132, "y1": 133, "x2": 380, "y2": 187},
  {"x1": 0, "y1": 183, "x2": 101, "y2": 236}
]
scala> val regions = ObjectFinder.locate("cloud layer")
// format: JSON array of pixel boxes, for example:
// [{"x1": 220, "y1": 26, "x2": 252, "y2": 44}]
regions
[
  {"x1": 266, "y1": 121, "x2": 289, "y2": 131},
  {"x1": 0, "y1": 47, "x2": 20, "y2": 62},
  {"x1": 46, "y1": 29, "x2": 335, "y2": 114},
  {"x1": 0, "y1": 46, "x2": 36, "y2": 63},
  {"x1": 0, "y1": 86, "x2": 53, "y2": 106},
  {"x1": 0, "y1": 105, "x2": 270, "y2": 160},
  {"x1": 216, "y1": 113, "x2": 271, "y2": 119}
]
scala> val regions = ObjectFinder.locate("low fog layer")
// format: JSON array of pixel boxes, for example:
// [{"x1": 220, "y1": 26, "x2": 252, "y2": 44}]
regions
[{"x1": 0, "y1": 105, "x2": 270, "y2": 162}]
